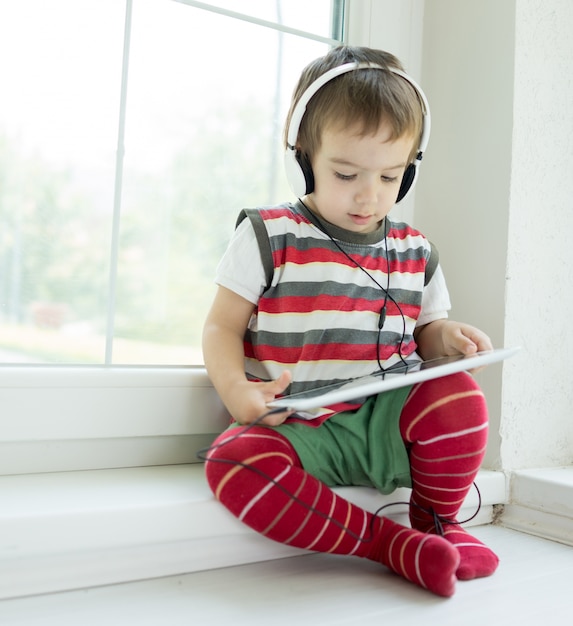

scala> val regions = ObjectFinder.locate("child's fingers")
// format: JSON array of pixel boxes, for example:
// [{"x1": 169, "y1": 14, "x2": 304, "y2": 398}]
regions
[
  {"x1": 270, "y1": 370, "x2": 292, "y2": 395},
  {"x1": 258, "y1": 371, "x2": 293, "y2": 425},
  {"x1": 459, "y1": 327, "x2": 493, "y2": 353}
]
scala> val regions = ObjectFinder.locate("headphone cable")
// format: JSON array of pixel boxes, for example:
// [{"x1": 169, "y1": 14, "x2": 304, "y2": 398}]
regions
[{"x1": 198, "y1": 409, "x2": 483, "y2": 545}]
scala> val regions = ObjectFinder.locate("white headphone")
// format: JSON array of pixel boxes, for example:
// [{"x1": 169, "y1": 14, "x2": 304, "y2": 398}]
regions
[{"x1": 284, "y1": 61, "x2": 431, "y2": 203}]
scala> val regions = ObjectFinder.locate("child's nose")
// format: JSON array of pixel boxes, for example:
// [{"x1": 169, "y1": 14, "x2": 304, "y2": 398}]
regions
[{"x1": 355, "y1": 178, "x2": 379, "y2": 204}]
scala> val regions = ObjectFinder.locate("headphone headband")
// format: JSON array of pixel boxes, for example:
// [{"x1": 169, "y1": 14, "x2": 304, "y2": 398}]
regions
[{"x1": 284, "y1": 61, "x2": 431, "y2": 203}]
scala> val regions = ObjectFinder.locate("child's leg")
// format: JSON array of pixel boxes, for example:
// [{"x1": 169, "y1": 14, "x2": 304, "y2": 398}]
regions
[
  {"x1": 205, "y1": 425, "x2": 459, "y2": 597},
  {"x1": 399, "y1": 372, "x2": 499, "y2": 580}
]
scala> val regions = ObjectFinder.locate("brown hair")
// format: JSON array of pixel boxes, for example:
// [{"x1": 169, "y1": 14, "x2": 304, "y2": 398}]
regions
[{"x1": 284, "y1": 46, "x2": 424, "y2": 165}]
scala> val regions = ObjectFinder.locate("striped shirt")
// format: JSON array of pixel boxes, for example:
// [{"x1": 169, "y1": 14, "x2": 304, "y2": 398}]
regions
[{"x1": 216, "y1": 201, "x2": 450, "y2": 420}]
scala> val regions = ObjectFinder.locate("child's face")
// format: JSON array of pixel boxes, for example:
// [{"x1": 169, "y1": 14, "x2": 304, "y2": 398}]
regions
[{"x1": 304, "y1": 121, "x2": 416, "y2": 233}]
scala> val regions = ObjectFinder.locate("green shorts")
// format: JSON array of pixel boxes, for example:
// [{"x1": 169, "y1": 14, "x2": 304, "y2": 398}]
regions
[{"x1": 271, "y1": 386, "x2": 413, "y2": 494}]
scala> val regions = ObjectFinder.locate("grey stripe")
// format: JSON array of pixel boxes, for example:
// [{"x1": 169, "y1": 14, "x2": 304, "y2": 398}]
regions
[
  {"x1": 269, "y1": 280, "x2": 423, "y2": 307},
  {"x1": 246, "y1": 328, "x2": 411, "y2": 349}
]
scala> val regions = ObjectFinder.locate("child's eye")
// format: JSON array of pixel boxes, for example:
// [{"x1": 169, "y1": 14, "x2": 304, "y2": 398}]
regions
[
  {"x1": 382, "y1": 175, "x2": 399, "y2": 183},
  {"x1": 334, "y1": 172, "x2": 356, "y2": 181}
]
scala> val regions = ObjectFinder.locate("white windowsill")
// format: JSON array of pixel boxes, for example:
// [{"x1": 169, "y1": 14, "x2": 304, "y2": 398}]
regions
[
  {"x1": 1, "y1": 366, "x2": 571, "y2": 602},
  {"x1": 0, "y1": 465, "x2": 505, "y2": 601},
  {"x1": 0, "y1": 367, "x2": 229, "y2": 475},
  {"x1": 501, "y1": 466, "x2": 573, "y2": 546}
]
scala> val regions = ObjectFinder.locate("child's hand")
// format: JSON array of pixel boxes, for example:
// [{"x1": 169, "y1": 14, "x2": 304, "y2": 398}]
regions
[
  {"x1": 440, "y1": 321, "x2": 493, "y2": 357},
  {"x1": 203, "y1": 287, "x2": 294, "y2": 427},
  {"x1": 227, "y1": 370, "x2": 294, "y2": 426},
  {"x1": 415, "y1": 319, "x2": 493, "y2": 371}
]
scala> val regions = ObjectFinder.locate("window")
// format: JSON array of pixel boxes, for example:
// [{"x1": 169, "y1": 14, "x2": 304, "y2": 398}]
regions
[{"x1": 0, "y1": 0, "x2": 343, "y2": 365}]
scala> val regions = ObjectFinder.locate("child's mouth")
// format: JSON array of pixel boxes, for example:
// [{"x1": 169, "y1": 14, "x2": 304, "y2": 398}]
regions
[{"x1": 349, "y1": 213, "x2": 374, "y2": 226}]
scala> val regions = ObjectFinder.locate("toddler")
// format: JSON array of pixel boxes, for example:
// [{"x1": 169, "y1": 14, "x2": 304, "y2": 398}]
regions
[{"x1": 202, "y1": 45, "x2": 498, "y2": 598}]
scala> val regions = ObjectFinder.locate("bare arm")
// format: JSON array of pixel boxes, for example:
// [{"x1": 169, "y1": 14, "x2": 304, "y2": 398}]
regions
[
  {"x1": 202, "y1": 286, "x2": 292, "y2": 426},
  {"x1": 414, "y1": 319, "x2": 493, "y2": 361}
]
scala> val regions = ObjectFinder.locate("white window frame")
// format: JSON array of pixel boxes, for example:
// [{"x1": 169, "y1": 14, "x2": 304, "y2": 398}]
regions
[{"x1": 0, "y1": 366, "x2": 224, "y2": 474}]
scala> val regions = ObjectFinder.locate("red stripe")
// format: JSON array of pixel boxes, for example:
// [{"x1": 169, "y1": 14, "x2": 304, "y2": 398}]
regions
[
  {"x1": 263, "y1": 294, "x2": 379, "y2": 314},
  {"x1": 261, "y1": 294, "x2": 420, "y2": 318},
  {"x1": 272, "y1": 245, "x2": 426, "y2": 275},
  {"x1": 260, "y1": 207, "x2": 310, "y2": 225},
  {"x1": 387, "y1": 223, "x2": 424, "y2": 240},
  {"x1": 244, "y1": 340, "x2": 416, "y2": 364}
]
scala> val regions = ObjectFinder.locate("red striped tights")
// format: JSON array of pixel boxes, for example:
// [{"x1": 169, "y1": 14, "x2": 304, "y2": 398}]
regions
[{"x1": 205, "y1": 372, "x2": 499, "y2": 598}]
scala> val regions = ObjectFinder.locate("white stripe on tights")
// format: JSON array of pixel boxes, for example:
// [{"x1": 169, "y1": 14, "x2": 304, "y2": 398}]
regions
[
  {"x1": 417, "y1": 422, "x2": 487, "y2": 446},
  {"x1": 238, "y1": 465, "x2": 291, "y2": 522}
]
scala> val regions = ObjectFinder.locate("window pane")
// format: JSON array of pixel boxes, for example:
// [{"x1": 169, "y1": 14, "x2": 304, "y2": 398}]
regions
[
  {"x1": 0, "y1": 0, "x2": 124, "y2": 364},
  {"x1": 176, "y1": 0, "x2": 339, "y2": 39},
  {"x1": 114, "y1": 0, "x2": 330, "y2": 364},
  {"x1": 0, "y1": 0, "x2": 341, "y2": 365}
]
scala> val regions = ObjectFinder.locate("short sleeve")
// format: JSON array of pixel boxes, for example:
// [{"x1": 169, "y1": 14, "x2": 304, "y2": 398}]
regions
[
  {"x1": 417, "y1": 264, "x2": 451, "y2": 326},
  {"x1": 215, "y1": 218, "x2": 266, "y2": 305}
]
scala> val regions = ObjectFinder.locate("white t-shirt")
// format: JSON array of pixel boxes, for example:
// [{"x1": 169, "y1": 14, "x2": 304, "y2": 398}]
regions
[{"x1": 216, "y1": 217, "x2": 451, "y2": 327}]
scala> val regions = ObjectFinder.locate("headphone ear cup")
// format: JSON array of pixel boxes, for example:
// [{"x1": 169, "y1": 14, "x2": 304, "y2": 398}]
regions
[
  {"x1": 396, "y1": 163, "x2": 417, "y2": 203},
  {"x1": 284, "y1": 149, "x2": 314, "y2": 197}
]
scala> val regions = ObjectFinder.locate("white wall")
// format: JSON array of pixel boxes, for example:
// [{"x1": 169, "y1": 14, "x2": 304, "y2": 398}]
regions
[
  {"x1": 349, "y1": 0, "x2": 573, "y2": 470},
  {"x1": 501, "y1": 0, "x2": 573, "y2": 469},
  {"x1": 419, "y1": 0, "x2": 573, "y2": 470},
  {"x1": 414, "y1": 0, "x2": 515, "y2": 468}
]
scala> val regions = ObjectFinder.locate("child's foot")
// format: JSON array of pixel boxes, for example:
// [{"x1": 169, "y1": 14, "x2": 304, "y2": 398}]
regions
[
  {"x1": 414, "y1": 520, "x2": 499, "y2": 580},
  {"x1": 367, "y1": 517, "x2": 460, "y2": 597},
  {"x1": 439, "y1": 524, "x2": 499, "y2": 580}
]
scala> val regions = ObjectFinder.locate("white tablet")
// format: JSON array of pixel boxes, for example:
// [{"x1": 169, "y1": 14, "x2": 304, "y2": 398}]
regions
[{"x1": 268, "y1": 347, "x2": 520, "y2": 413}]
